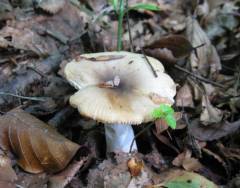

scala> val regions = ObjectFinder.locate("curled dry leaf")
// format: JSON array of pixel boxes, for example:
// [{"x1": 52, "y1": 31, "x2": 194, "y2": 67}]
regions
[
  {"x1": 176, "y1": 83, "x2": 194, "y2": 108},
  {"x1": 186, "y1": 17, "x2": 221, "y2": 78},
  {"x1": 172, "y1": 149, "x2": 203, "y2": 171},
  {"x1": 128, "y1": 157, "x2": 144, "y2": 177},
  {"x1": 200, "y1": 96, "x2": 223, "y2": 125},
  {"x1": 0, "y1": 109, "x2": 80, "y2": 174},
  {"x1": 188, "y1": 118, "x2": 240, "y2": 141},
  {"x1": 144, "y1": 35, "x2": 193, "y2": 65}
]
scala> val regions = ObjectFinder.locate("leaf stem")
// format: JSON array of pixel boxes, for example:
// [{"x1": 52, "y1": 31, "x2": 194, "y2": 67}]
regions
[{"x1": 117, "y1": 0, "x2": 125, "y2": 51}]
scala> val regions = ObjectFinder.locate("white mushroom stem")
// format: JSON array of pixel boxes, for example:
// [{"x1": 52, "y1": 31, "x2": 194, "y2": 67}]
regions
[{"x1": 105, "y1": 124, "x2": 137, "y2": 153}]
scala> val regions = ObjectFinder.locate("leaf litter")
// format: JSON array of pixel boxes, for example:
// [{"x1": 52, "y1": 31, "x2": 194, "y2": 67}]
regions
[{"x1": 0, "y1": 0, "x2": 239, "y2": 187}]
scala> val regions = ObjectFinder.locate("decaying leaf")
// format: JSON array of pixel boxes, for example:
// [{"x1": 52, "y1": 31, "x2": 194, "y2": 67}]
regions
[
  {"x1": 144, "y1": 35, "x2": 193, "y2": 64},
  {"x1": 0, "y1": 108, "x2": 80, "y2": 174},
  {"x1": 145, "y1": 35, "x2": 193, "y2": 59},
  {"x1": 172, "y1": 149, "x2": 203, "y2": 171},
  {"x1": 176, "y1": 83, "x2": 194, "y2": 108},
  {"x1": 186, "y1": 17, "x2": 221, "y2": 78},
  {"x1": 200, "y1": 96, "x2": 223, "y2": 125},
  {"x1": 49, "y1": 159, "x2": 86, "y2": 188},
  {"x1": 188, "y1": 119, "x2": 240, "y2": 141},
  {"x1": 155, "y1": 119, "x2": 169, "y2": 134},
  {"x1": 0, "y1": 1, "x2": 87, "y2": 56},
  {"x1": 128, "y1": 157, "x2": 144, "y2": 177}
]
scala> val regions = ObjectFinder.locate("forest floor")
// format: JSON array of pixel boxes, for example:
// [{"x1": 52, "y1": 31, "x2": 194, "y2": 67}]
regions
[{"x1": 0, "y1": 0, "x2": 240, "y2": 187}]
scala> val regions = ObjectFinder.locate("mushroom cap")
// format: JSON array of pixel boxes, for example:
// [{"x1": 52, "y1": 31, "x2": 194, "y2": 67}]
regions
[{"x1": 64, "y1": 51, "x2": 176, "y2": 124}]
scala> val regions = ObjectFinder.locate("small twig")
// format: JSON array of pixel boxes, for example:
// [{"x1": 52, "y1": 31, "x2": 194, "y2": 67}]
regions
[
  {"x1": 141, "y1": 48, "x2": 158, "y2": 77},
  {"x1": 193, "y1": 43, "x2": 205, "y2": 59},
  {"x1": 126, "y1": 0, "x2": 133, "y2": 52},
  {"x1": 174, "y1": 64, "x2": 224, "y2": 88},
  {"x1": 27, "y1": 65, "x2": 47, "y2": 78},
  {"x1": 129, "y1": 122, "x2": 154, "y2": 153},
  {"x1": 0, "y1": 92, "x2": 47, "y2": 101}
]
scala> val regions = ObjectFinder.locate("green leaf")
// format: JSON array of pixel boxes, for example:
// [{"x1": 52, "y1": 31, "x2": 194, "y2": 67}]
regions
[
  {"x1": 151, "y1": 104, "x2": 176, "y2": 129},
  {"x1": 129, "y1": 3, "x2": 160, "y2": 11},
  {"x1": 164, "y1": 114, "x2": 176, "y2": 129},
  {"x1": 163, "y1": 171, "x2": 218, "y2": 188},
  {"x1": 152, "y1": 108, "x2": 164, "y2": 119},
  {"x1": 159, "y1": 104, "x2": 174, "y2": 115}
]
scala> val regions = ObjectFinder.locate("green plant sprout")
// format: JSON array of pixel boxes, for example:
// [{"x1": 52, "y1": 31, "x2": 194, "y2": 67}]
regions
[
  {"x1": 152, "y1": 104, "x2": 176, "y2": 129},
  {"x1": 108, "y1": 0, "x2": 160, "y2": 50}
]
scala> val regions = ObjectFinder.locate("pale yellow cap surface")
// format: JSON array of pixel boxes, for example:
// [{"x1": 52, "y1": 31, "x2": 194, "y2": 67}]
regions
[{"x1": 64, "y1": 51, "x2": 176, "y2": 124}]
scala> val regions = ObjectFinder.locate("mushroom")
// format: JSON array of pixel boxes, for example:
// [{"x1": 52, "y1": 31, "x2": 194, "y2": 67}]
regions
[{"x1": 64, "y1": 51, "x2": 176, "y2": 153}]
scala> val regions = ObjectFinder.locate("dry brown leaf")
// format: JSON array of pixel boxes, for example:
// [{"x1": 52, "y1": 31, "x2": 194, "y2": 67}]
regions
[
  {"x1": 172, "y1": 149, "x2": 203, "y2": 171},
  {"x1": 0, "y1": 26, "x2": 57, "y2": 56},
  {"x1": 0, "y1": 108, "x2": 80, "y2": 174},
  {"x1": 144, "y1": 35, "x2": 193, "y2": 65},
  {"x1": 186, "y1": 17, "x2": 221, "y2": 78},
  {"x1": 128, "y1": 157, "x2": 144, "y2": 177},
  {"x1": 200, "y1": 96, "x2": 223, "y2": 125},
  {"x1": 49, "y1": 159, "x2": 85, "y2": 188},
  {"x1": 0, "y1": 155, "x2": 17, "y2": 188},
  {"x1": 144, "y1": 48, "x2": 178, "y2": 65},
  {"x1": 176, "y1": 83, "x2": 194, "y2": 108},
  {"x1": 155, "y1": 119, "x2": 169, "y2": 134},
  {"x1": 0, "y1": 1, "x2": 87, "y2": 56},
  {"x1": 188, "y1": 118, "x2": 240, "y2": 141}
]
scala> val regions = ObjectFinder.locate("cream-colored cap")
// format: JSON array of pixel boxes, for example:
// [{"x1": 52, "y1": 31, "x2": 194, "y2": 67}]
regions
[{"x1": 64, "y1": 51, "x2": 176, "y2": 124}]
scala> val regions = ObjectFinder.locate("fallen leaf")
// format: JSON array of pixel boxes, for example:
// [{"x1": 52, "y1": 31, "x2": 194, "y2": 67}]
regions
[
  {"x1": 186, "y1": 17, "x2": 221, "y2": 78},
  {"x1": 162, "y1": 170, "x2": 219, "y2": 188},
  {"x1": 200, "y1": 96, "x2": 223, "y2": 125},
  {"x1": 128, "y1": 157, "x2": 144, "y2": 177},
  {"x1": 0, "y1": 108, "x2": 80, "y2": 174},
  {"x1": 49, "y1": 159, "x2": 86, "y2": 188},
  {"x1": 188, "y1": 118, "x2": 240, "y2": 141},
  {"x1": 149, "y1": 169, "x2": 219, "y2": 188},
  {"x1": 0, "y1": 154, "x2": 17, "y2": 188},
  {"x1": 172, "y1": 149, "x2": 203, "y2": 171},
  {"x1": 176, "y1": 83, "x2": 194, "y2": 108},
  {"x1": 0, "y1": 1, "x2": 87, "y2": 56},
  {"x1": 155, "y1": 119, "x2": 169, "y2": 134},
  {"x1": 144, "y1": 35, "x2": 193, "y2": 64}
]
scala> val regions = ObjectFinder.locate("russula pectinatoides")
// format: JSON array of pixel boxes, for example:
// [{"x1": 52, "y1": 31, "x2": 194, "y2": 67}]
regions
[{"x1": 64, "y1": 51, "x2": 176, "y2": 153}]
